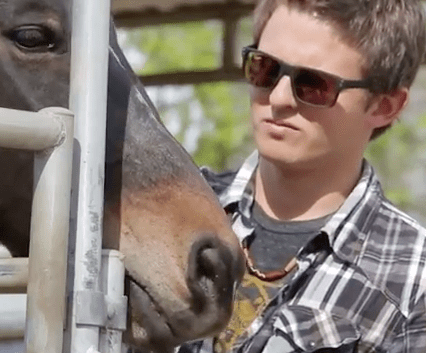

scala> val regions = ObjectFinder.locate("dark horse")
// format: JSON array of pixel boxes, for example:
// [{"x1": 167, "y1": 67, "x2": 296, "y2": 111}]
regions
[{"x1": 0, "y1": 0, "x2": 244, "y2": 351}]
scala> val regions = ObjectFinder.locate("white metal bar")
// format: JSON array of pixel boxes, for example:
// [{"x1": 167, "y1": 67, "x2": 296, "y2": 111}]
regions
[
  {"x1": 0, "y1": 340, "x2": 25, "y2": 353},
  {"x1": 0, "y1": 107, "x2": 63, "y2": 151},
  {"x1": 99, "y1": 250, "x2": 126, "y2": 353},
  {"x1": 0, "y1": 294, "x2": 26, "y2": 339},
  {"x1": 65, "y1": 0, "x2": 111, "y2": 350},
  {"x1": 0, "y1": 258, "x2": 28, "y2": 291},
  {"x1": 24, "y1": 108, "x2": 74, "y2": 353}
]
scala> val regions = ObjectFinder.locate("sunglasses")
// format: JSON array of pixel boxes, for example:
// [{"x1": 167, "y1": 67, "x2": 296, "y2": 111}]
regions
[{"x1": 242, "y1": 45, "x2": 375, "y2": 107}]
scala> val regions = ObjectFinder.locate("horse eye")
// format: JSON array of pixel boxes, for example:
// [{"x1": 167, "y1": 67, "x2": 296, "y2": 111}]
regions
[{"x1": 9, "y1": 26, "x2": 56, "y2": 51}]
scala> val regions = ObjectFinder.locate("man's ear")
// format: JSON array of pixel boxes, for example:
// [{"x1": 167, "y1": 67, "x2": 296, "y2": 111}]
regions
[{"x1": 367, "y1": 88, "x2": 409, "y2": 128}]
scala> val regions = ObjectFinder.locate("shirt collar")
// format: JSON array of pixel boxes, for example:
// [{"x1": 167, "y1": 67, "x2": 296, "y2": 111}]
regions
[
  {"x1": 219, "y1": 150, "x2": 258, "y2": 219},
  {"x1": 218, "y1": 151, "x2": 383, "y2": 263}
]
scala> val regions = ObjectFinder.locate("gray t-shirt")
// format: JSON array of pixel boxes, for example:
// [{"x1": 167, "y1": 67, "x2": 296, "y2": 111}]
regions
[{"x1": 249, "y1": 202, "x2": 332, "y2": 273}]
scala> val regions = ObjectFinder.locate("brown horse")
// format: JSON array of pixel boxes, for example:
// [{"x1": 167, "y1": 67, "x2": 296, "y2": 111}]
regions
[{"x1": 0, "y1": 0, "x2": 244, "y2": 351}]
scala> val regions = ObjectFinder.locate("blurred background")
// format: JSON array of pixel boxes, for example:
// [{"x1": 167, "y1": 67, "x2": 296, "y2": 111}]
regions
[{"x1": 111, "y1": 0, "x2": 426, "y2": 224}]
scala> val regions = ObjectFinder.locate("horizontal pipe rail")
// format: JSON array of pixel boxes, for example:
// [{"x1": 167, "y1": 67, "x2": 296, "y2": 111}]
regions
[
  {"x1": 0, "y1": 107, "x2": 64, "y2": 151},
  {"x1": 0, "y1": 294, "x2": 26, "y2": 339},
  {"x1": 0, "y1": 258, "x2": 28, "y2": 292}
]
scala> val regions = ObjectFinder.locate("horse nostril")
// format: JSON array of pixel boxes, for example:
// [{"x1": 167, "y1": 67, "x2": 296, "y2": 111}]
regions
[
  {"x1": 187, "y1": 236, "x2": 237, "y2": 313},
  {"x1": 197, "y1": 246, "x2": 226, "y2": 280}
]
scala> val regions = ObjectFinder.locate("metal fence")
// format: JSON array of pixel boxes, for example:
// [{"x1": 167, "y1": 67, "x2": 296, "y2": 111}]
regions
[{"x1": 0, "y1": 0, "x2": 127, "y2": 352}]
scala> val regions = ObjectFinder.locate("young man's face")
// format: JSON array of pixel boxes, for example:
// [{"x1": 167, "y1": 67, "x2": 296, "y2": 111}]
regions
[{"x1": 250, "y1": 5, "x2": 378, "y2": 172}]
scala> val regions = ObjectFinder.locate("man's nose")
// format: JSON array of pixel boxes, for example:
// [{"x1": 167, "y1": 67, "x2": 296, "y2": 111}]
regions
[{"x1": 269, "y1": 75, "x2": 298, "y2": 109}]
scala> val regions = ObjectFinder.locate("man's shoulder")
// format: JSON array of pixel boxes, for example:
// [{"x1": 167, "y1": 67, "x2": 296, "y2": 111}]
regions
[
  {"x1": 360, "y1": 195, "x2": 426, "y2": 311},
  {"x1": 200, "y1": 167, "x2": 238, "y2": 197},
  {"x1": 363, "y1": 191, "x2": 426, "y2": 259},
  {"x1": 358, "y1": 161, "x2": 426, "y2": 241},
  {"x1": 374, "y1": 195, "x2": 426, "y2": 237}
]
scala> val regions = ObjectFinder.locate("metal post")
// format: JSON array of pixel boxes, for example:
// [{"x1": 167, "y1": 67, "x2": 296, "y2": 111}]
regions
[
  {"x1": 65, "y1": 0, "x2": 111, "y2": 350},
  {"x1": 25, "y1": 107, "x2": 74, "y2": 353},
  {"x1": 99, "y1": 250, "x2": 126, "y2": 353}
]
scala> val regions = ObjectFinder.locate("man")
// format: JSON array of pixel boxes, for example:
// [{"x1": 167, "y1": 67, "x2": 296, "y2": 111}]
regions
[{"x1": 179, "y1": 0, "x2": 426, "y2": 352}]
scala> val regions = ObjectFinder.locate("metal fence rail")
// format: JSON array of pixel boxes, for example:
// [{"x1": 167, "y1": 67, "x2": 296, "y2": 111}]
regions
[
  {"x1": 64, "y1": 0, "x2": 114, "y2": 351},
  {"x1": 0, "y1": 0, "x2": 127, "y2": 351},
  {"x1": 0, "y1": 107, "x2": 74, "y2": 353},
  {"x1": 0, "y1": 257, "x2": 28, "y2": 292}
]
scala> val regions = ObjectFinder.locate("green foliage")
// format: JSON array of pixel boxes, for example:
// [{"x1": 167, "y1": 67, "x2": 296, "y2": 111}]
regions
[
  {"x1": 191, "y1": 82, "x2": 252, "y2": 170},
  {"x1": 126, "y1": 21, "x2": 221, "y2": 74},
  {"x1": 366, "y1": 113, "x2": 426, "y2": 218}
]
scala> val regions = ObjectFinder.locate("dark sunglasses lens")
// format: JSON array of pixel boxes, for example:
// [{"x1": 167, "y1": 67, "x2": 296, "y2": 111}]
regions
[
  {"x1": 244, "y1": 52, "x2": 280, "y2": 88},
  {"x1": 293, "y1": 69, "x2": 338, "y2": 106}
]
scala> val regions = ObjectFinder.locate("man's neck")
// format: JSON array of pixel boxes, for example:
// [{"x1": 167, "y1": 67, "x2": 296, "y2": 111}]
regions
[{"x1": 255, "y1": 156, "x2": 363, "y2": 221}]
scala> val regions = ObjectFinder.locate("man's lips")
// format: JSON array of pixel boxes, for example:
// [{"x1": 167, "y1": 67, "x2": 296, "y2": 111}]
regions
[{"x1": 262, "y1": 118, "x2": 299, "y2": 130}]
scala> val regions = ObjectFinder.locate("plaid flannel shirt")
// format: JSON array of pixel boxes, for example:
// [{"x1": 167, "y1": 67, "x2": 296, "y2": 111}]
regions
[{"x1": 180, "y1": 150, "x2": 426, "y2": 353}]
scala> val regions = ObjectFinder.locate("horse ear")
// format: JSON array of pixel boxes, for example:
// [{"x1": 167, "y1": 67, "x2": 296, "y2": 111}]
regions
[{"x1": 367, "y1": 88, "x2": 409, "y2": 128}]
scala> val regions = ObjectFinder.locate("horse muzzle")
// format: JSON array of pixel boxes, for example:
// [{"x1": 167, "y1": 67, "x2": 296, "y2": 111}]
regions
[{"x1": 124, "y1": 234, "x2": 245, "y2": 352}]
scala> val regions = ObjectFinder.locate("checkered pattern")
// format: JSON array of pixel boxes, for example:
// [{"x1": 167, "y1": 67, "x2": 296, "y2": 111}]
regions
[{"x1": 179, "y1": 150, "x2": 426, "y2": 353}]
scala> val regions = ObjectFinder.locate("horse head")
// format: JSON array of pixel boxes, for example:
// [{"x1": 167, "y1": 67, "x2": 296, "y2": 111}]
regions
[{"x1": 0, "y1": 0, "x2": 245, "y2": 351}]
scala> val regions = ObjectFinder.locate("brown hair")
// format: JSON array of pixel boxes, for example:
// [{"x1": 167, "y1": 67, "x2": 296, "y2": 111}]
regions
[{"x1": 253, "y1": 0, "x2": 426, "y2": 138}]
